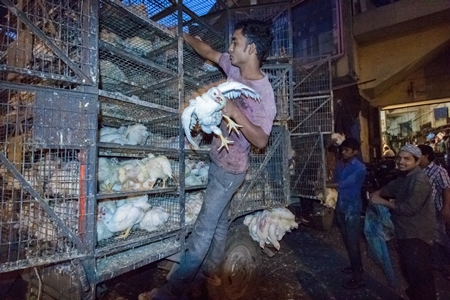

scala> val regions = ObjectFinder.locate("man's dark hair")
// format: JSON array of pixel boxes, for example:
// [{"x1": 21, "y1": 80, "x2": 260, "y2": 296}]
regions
[
  {"x1": 234, "y1": 19, "x2": 273, "y2": 64},
  {"x1": 340, "y1": 138, "x2": 360, "y2": 151},
  {"x1": 418, "y1": 144, "x2": 435, "y2": 162}
]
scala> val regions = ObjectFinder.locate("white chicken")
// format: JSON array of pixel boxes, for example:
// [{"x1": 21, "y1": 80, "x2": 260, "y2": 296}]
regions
[
  {"x1": 316, "y1": 188, "x2": 338, "y2": 209},
  {"x1": 98, "y1": 157, "x2": 122, "y2": 192},
  {"x1": 102, "y1": 195, "x2": 151, "y2": 239},
  {"x1": 181, "y1": 80, "x2": 260, "y2": 151},
  {"x1": 118, "y1": 159, "x2": 149, "y2": 190},
  {"x1": 139, "y1": 207, "x2": 170, "y2": 232},
  {"x1": 185, "y1": 173, "x2": 203, "y2": 186},
  {"x1": 244, "y1": 207, "x2": 298, "y2": 251},
  {"x1": 142, "y1": 154, "x2": 173, "y2": 189},
  {"x1": 124, "y1": 124, "x2": 150, "y2": 146},
  {"x1": 331, "y1": 133, "x2": 346, "y2": 146},
  {"x1": 97, "y1": 200, "x2": 117, "y2": 242}
]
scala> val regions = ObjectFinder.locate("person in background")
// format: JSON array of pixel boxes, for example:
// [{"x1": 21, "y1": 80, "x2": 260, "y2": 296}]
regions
[
  {"x1": 140, "y1": 19, "x2": 276, "y2": 300},
  {"x1": 418, "y1": 144, "x2": 450, "y2": 282},
  {"x1": 327, "y1": 138, "x2": 367, "y2": 289},
  {"x1": 383, "y1": 145, "x2": 395, "y2": 159},
  {"x1": 370, "y1": 144, "x2": 436, "y2": 300},
  {"x1": 445, "y1": 132, "x2": 450, "y2": 174}
]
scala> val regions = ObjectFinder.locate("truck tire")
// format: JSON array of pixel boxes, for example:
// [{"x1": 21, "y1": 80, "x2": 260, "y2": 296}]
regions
[{"x1": 208, "y1": 224, "x2": 260, "y2": 300}]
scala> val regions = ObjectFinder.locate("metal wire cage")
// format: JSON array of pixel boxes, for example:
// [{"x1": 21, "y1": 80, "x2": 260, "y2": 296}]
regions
[
  {"x1": 1, "y1": 0, "x2": 297, "y2": 285},
  {"x1": 0, "y1": 0, "x2": 97, "y2": 88},
  {"x1": 231, "y1": 126, "x2": 290, "y2": 220},
  {"x1": 288, "y1": 56, "x2": 333, "y2": 200},
  {"x1": 0, "y1": 85, "x2": 97, "y2": 272}
]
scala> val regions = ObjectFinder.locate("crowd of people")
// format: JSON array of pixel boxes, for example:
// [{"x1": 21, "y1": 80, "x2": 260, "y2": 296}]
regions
[{"x1": 333, "y1": 139, "x2": 450, "y2": 299}]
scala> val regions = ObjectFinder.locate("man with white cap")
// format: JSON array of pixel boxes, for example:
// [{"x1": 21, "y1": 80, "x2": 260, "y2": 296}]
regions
[{"x1": 370, "y1": 144, "x2": 436, "y2": 300}]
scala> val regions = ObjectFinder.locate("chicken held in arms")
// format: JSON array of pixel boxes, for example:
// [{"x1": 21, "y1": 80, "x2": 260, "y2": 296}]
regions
[{"x1": 181, "y1": 81, "x2": 260, "y2": 151}]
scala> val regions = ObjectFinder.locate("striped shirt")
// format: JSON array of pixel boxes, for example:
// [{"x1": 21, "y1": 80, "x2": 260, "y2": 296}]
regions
[{"x1": 422, "y1": 161, "x2": 450, "y2": 211}]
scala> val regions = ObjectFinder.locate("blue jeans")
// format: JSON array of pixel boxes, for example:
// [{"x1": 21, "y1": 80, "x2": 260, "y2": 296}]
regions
[
  {"x1": 336, "y1": 210, "x2": 363, "y2": 277},
  {"x1": 157, "y1": 162, "x2": 246, "y2": 299}
]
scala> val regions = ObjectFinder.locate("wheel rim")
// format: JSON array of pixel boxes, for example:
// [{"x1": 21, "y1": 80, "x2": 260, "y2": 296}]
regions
[{"x1": 222, "y1": 244, "x2": 256, "y2": 299}]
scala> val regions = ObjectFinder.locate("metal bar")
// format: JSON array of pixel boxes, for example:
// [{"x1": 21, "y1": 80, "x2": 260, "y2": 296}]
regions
[
  {"x1": 0, "y1": 152, "x2": 86, "y2": 251},
  {"x1": 292, "y1": 95, "x2": 330, "y2": 101},
  {"x1": 178, "y1": 0, "x2": 187, "y2": 245},
  {"x1": 104, "y1": 0, "x2": 175, "y2": 38},
  {"x1": 150, "y1": 3, "x2": 177, "y2": 22},
  {"x1": 0, "y1": 81, "x2": 94, "y2": 95},
  {"x1": 1, "y1": 0, "x2": 93, "y2": 84},
  {"x1": 0, "y1": 65, "x2": 85, "y2": 85},
  {"x1": 167, "y1": 0, "x2": 224, "y2": 39},
  {"x1": 320, "y1": 131, "x2": 327, "y2": 204},
  {"x1": 290, "y1": 131, "x2": 333, "y2": 137},
  {"x1": 98, "y1": 90, "x2": 178, "y2": 114}
]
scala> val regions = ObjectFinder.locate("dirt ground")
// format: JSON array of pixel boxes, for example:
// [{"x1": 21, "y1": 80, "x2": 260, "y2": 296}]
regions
[
  {"x1": 1, "y1": 210, "x2": 450, "y2": 300},
  {"x1": 99, "y1": 212, "x2": 450, "y2": 300}
]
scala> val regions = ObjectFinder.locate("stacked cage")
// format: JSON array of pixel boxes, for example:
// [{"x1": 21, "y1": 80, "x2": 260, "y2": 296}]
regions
[
  {"x1": 289, "y1": 56, "x2": 333, "y2": 200},
  {"x1": 95, "y1": 0, "x2": 185, "y2": 281},
  {"x1": 2, "y1": 0, "x2": 296, "y2": 295},
  {"x1": 0, "y1": 0, "x2": 98, "y2": 273}
]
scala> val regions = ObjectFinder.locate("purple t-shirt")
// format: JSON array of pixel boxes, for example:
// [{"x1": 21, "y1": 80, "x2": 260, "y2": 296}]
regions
[{"x1": 209, "y1": 53, "x2": 276, "y2": 173}]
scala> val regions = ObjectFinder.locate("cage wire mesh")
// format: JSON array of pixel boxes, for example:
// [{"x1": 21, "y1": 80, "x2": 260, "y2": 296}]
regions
[
  {"x1": 0, "y1": 0, "x2": 96, "y2": 87},
  {"x1": 289, "y1": 133, "x2": 327, "y2": 199},
  {"x1": 288, "y1": 56, "x2": 333, "y2": 200},
  {"x1": 263, "y1": 64, "x2": 291, "y2": 122},
  {"x1": 289, "y1": 56, "x2": 333, "y2": 135},
  {"x1": 229, "y1": 2, "x2": 292, "y2": 61},
  {"x1": 231, "y1": 126, "x2": 288, "y2": 219},
  {"x1": 1, "y1": 0, "x2": 297, "y2": 277},
  {"x1": 0, "y1": 87, "x2": 96, "y2": 272},
  {"x1": 96, "y1": 192, "x2": 182, "y2": 248}
]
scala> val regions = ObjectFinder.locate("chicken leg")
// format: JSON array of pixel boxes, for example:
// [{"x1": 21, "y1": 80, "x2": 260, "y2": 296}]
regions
[
  {"x1": 223, "y1": 115, "x2": 242, "y2": 135},
  {"x1": 115, "y1": 226, "x2": 132, "y2": 239},
  {"x1": 212, "y1": 126, "x2": 233, "y2": 151}
]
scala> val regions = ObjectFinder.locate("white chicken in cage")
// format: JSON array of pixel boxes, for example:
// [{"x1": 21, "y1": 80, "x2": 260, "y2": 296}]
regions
[
  {"x1": 101, "y1": 195, "x2": 151, "y2": 239},
  {"x1": 124, "y1": 124, "x2": 150, "y2": 146},
  {"x1": 139, "y1": 206, "x2": 170, "y2": 232},
  {"x1": 98, "y1": 157, "x2": 122, "y2": 192},
  {"x1": 99, "y1": 59, "x2": 128, "y2": 87},
  {"x1": 124, "y1": 36, "x2": 154, "y2": 56},
  {"x1": 142, "y1": 154, "x2": 173, "y2": 189},
  {"x1": 117, "y1": 158, "x2": 149, "y2": 191}
]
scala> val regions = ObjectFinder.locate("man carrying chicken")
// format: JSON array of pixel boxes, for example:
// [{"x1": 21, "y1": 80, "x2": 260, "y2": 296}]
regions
[
  {"x1": 141, "y1": 19, "x2": 275, "y2": 300},
  {"x1": 326, "y1": 138, "x2": 367, "y2": 289}
]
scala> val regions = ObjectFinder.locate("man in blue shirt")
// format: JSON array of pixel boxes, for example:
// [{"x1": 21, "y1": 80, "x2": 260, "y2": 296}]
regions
[{"x1": 328, "y1": 138, "x2": 367, "y2": 289}]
